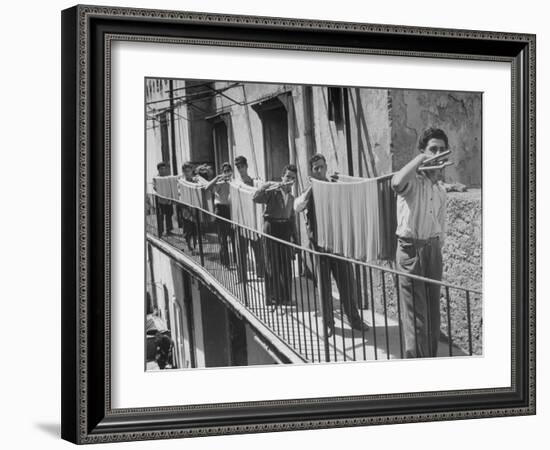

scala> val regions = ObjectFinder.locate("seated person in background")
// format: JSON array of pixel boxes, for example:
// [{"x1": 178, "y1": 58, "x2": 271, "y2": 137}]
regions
[
  {"x1": 146, "y1": 308, "x2": 173, "y2": 370},
  {"x1": 253, "y1": 164, "x2": 298, "y2": 310}
]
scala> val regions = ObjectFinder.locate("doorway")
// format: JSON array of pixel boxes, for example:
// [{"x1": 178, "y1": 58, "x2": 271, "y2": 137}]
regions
[
  {"x1": 252, "y1": 98, "x2": 290, "y2": 181},
  {"x1": 212, "y1": 120, "x2": 230, "y2": 173},
  {"x1": 261, "y1": 107, "x2": 289, "y2": 181}
]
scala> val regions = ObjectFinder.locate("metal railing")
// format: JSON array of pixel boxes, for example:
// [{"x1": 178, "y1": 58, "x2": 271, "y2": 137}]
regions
[{"x1": 146, "y1": 192, "x2": 482, "y2": 363}]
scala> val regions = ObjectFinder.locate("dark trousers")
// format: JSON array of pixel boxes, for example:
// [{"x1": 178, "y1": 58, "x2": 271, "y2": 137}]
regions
[
  {"x1": 236, "y1": 229, "x2": 265, "y2": 282},
  {"x1": 317, "y1": 250, "x2": 362, "y2": 330},
  {"x1": 396, "y1": 237, "x2": 443, "y2": 358},
  {"x1": 263, "y1": 220, "x2": 293, "y2": 306},
  {"x1": 157, "y1": 202, "x2": 173, "y2": 236},
  {"x1": 176, "y1": 206, "x2": 197, "y2": 250},
  {"x1": 215, "y1": 204, "x2": 232, "y2": 266},
  {"x1": 183, "y1": 218, "x2": 197, "y2": 249}
]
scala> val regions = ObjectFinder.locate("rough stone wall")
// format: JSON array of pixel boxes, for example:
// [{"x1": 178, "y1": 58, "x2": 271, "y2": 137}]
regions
[
  {"x1": 441, "y1": 189, "x2": 482, "y2": 354},
  {"x1": 390, "y1": 89, "x2": 482, "y2": 187},
  {"x1": 442, "y1": 190, "x2": 482, "y2": 290}
]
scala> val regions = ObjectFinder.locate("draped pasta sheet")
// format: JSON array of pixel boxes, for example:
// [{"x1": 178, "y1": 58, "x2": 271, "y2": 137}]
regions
[
  {"x1": 311, "y1": 176, "x2": 383, "y2": 262},
  {"x1": 229, "y1": 182, "x2": 264, "y2": 234},
  {"x1": 178, "y1": 179, "x2": 204, "y2": 208},
  {"x1": 153, "y1": 176, "x2": 179, "y2": 200}
]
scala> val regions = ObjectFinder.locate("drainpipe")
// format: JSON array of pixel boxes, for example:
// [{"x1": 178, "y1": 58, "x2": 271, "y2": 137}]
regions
[
  {"x1": 343, "y1": 88, "x2": 354, "y2": 176},
  {"x1": 169, "y1": 80, "x2": 178, "y2": 175}
]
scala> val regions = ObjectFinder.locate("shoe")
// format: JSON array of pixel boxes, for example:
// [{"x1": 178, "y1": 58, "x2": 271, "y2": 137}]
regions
[{"x1": 351, "y1": 320, "x2": 370, "y2": 332}]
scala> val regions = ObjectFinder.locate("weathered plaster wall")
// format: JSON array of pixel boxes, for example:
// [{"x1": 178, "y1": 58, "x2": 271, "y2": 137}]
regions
[
  {"x1": 214, "y1": 81, "x2": 290, "y2": 181},
  {"x1": 390, "y1": 89, "x2": 482, "y2": 187},
  {"x1": 311, "y1": 86, "x2": 348, "y2": 173},
  {"x1": 347, "y1": 88, "x2": 392, "y2": 177},
  {"x1": 186, "y1": 82, "x2": 216, "y2": 165}
]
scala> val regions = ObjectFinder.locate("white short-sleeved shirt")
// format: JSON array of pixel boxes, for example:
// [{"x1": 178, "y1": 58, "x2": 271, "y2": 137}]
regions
[
  {"x1": 212, "y1": 182, "x2": 230, "y2": 205},
  {"x1": 395, "y1": 173, "x2": 447, "y2": 242}
]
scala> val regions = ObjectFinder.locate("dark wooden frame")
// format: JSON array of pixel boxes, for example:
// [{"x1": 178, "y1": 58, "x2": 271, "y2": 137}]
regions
[{"x1": 61, "y1": 4, "x2": 536, "y2": 444}]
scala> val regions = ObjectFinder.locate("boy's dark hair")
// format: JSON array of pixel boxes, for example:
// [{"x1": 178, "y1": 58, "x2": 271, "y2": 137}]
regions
[
  {"x1": 156, "y1": 161, "x2": 168, "y2": 170},
  {"x1": 181, "y1": 161, "x2": 194, "y2": 171},
  {"x1": 234, "y1": 155, "x2": 248, "y2": 166},
  {"x1": 221, "y1": 162, "x2": 232, "y2": 171},
  {"x1": 418, "y1": 127, "x2": 449, "y2": 151},
  {"x1": 309, "y1": 153, "x2": 326, "y2": 169},
  {"x1": 283, "y1": 164, "x2": 298, "y2": 175},
  {"x1": 196, "y1": 164, "x2": 213, "y2": 180}
]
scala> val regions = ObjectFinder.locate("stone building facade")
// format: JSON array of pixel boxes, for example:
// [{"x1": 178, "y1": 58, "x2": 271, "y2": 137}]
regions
[
  {"x1": 146, "y1": 79, "x2": 481, "y2": 189},
  {"x1": 146, "y1": 79, "x2": 482, "y2": 288}
]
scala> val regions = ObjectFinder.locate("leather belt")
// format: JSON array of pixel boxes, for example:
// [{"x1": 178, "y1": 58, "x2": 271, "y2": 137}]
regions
[{"x1": 398, "y1": 236, "x2": 439, "y2": 246}]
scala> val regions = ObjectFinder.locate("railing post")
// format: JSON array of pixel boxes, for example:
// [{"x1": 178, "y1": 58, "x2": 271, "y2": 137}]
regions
[
  {"x1": 194, "y1": 208, "x2": 205, "y2": 266},
  {"x1": 381, "y1": 270, "x2": 390, "y2": 359},
  {"x1": 368, "y1": 267, "x2": 378, "y2": 360},
  {"x1": 155, "y1": 195, "x2": 162, "y2": 238},
  {"x1": 236, "y1": 227, "x2": 249, "y2": 308},
  {"x1": 445, "y1": 286, "x2": 453, "y2": 357},
  {"x1": 394, "y1": 270, "x2": 405, "y2": 359},
  {"x1": 466, "y1": 291, "x2": 473, "y2": 356},
  {"x1": 314, "y1": 253, "x2": 331, "y2": 363}
]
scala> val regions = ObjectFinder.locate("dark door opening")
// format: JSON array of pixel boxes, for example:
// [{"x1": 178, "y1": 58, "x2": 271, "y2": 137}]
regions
[
  {"x1": 261, "y1": 106, "x2": 290, "y2": 181},
  {"x1": 212, "y1": 120, "x2": 229, "y2": 174},
  {"x1": 159, "y1": 112, "x2": 171, "y2": 170}
]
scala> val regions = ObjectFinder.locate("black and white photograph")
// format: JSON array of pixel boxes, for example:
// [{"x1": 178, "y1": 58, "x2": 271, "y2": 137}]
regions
[{"x1": 144, "y1": 78, "x2": 483, "y2": 370}]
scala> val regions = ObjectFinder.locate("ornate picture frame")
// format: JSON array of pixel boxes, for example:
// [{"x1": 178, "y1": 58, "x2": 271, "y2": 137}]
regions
[{"x1": 61, "y1": 4, "x2": 535, "y2": 444}]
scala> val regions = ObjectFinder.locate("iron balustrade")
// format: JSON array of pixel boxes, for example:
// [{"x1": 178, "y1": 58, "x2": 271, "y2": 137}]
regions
[{"x1": 146, "y1": 192, "x2": 482, "y2": 363}]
